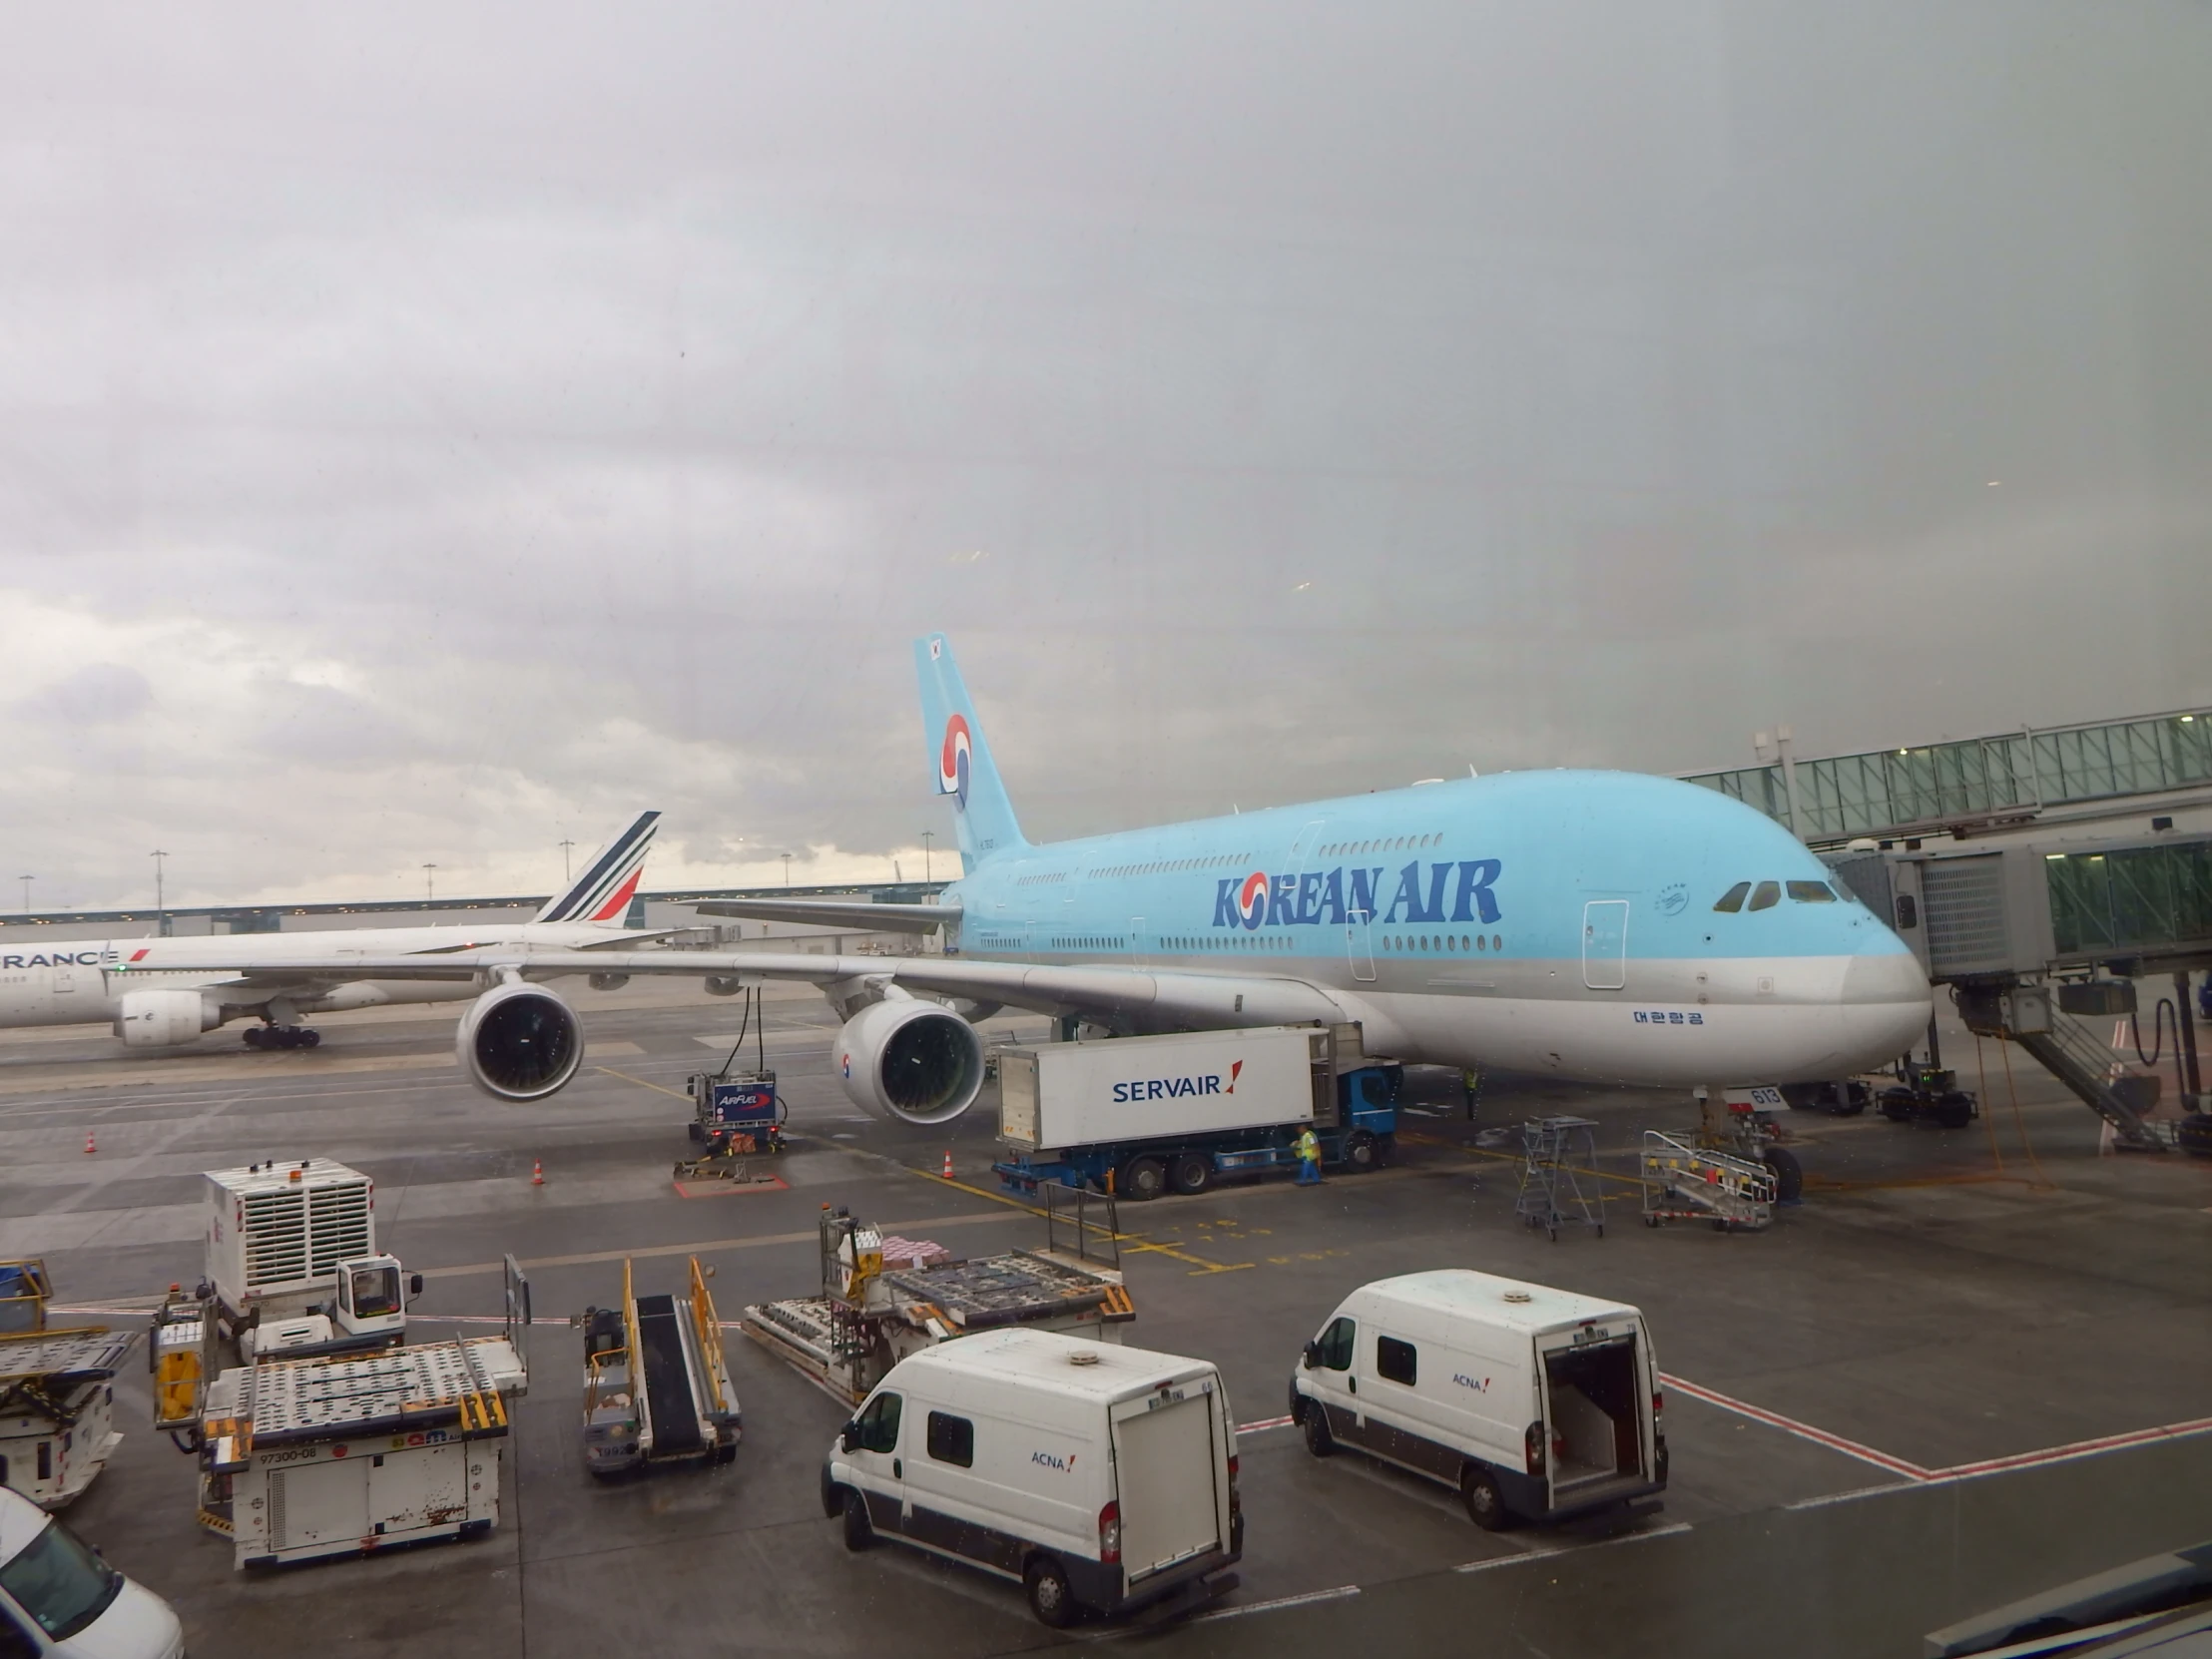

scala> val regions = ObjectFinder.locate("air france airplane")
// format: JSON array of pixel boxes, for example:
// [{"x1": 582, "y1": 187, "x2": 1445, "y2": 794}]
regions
[
  {"x1": 159, "y1": 638, "x2": 1930, "y2": 1118},
  {"x1": 11, "y1": 812, "x2": 664, "y2": 1052}
]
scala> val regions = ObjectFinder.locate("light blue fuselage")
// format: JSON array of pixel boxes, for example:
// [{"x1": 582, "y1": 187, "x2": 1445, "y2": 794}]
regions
[{"x1": 941, "y1": 770, "x2": 1929, "y2": 1087}]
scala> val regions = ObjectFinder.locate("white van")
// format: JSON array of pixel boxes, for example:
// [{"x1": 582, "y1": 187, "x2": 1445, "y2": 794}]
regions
[
  {"x1": 1289, "y1": 1269, "x2": 1667, "y2": 1529},
  {"x1": 0, "y1": 1487, "x2": 183, "y2": 1659},
  {"x1": 821, "y1": 1330, "x2": 1242, "y2": 1627}
]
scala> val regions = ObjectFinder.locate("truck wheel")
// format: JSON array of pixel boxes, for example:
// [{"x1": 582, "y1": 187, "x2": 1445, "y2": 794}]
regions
[
  {"x1": 1121, "y1": 1156, "x2": 1167, "y2": 1202},
  {"x1": 1025, "y1": 1555, "x2": 1077, "y2": 1628},
  {"x1": 1303, "y1": 1405, "x2": 1335, "y2": 1457},
  {"x1": 841, "y1": 1489, "x2": 874, "y2": 1552},
  {"x1": 1762, "y1": 1146, "x2": 1804, "y2": 1205},
  {"x1": 1461, "y1": 1465, "x2": 1513, "y2": 1531},
  {"x1": 1344, "y1": 1130, "x2": 1379, "y2": 1172},
  {"x1": 1936, "y1": 1094, "x2": 1974, "y2": 1130},
  {"x1": 1169, "y1": 1153, "x2": 1213, "y2": 1196}
]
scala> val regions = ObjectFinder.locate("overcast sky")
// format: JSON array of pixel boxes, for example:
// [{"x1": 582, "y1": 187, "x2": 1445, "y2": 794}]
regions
[{"x1": 2, "y1": 3, "x2": 2207, "y2": 909}]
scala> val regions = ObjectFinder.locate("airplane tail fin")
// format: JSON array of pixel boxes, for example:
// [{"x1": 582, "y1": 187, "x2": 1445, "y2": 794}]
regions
[
  {"x1": 915, "y1": 634, "x2": 1026, "y2": 867},
  {"x1": 535, "y1": 811, "x2": 660, "y2": 925}
]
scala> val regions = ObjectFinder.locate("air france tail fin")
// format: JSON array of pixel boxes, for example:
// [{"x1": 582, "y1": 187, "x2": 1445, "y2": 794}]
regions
[
  {"x1": 915, "y1": 634, "x2": 1027, "y2": 867},
  {"x1": 535, "y1": 811, "x2": 660, "y2": 925}
]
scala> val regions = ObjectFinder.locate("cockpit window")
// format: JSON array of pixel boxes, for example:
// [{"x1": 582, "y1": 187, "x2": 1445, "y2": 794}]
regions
[
  {"x1": 1787, "y1": 880, "x2": 1838, "y2": 903},
  {"x1": 1748, "y1": 880, "x2": 1781, "y2": 911},
  {"x1": 1713, "y1": 881, "x2": 1751, "y2": 913}
]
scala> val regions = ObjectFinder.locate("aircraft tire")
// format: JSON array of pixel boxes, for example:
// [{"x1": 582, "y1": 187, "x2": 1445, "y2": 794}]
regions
[{"x1": 1763, "y1": 1146, "x2": 1804, "y2": 1205}]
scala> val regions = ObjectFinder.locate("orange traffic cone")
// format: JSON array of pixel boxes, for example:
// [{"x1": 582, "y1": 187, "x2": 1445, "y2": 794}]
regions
[
  {"x1": 531, "y1": 1159, "x2": 545, "y2": 1187},
  {"x1": 940, "y1": 1151, "x2": 954, "y2": 1179},
  {"x1": 83, "y1": 1130, "x2": 96, "y2": 1156}
]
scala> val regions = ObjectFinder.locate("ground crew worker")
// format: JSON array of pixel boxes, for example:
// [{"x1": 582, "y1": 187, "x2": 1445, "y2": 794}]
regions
[{"x1": 1294, "y1": 1125, "x2": 1323, "y2": 1185}]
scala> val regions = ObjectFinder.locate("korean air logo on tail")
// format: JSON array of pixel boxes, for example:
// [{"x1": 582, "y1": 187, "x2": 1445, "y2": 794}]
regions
[
  {"x1": 1234, "y1": 871, "x2": 1269, "y2": 930},
  {"x1": 938, "y1": 716, "x2": 972, "y2": 813}
]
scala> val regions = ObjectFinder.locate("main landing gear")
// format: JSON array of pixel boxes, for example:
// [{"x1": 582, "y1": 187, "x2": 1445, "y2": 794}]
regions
[{"x1": 244, "y1": 1025, "x2": 320, "y2": 1050}]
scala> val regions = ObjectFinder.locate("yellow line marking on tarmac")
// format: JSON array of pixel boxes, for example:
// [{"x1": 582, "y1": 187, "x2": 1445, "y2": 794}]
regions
[
  {"x1": 594, "y1": 1065, "x2": 694, "y2": 1101},
  {"x1": 904, "y1": 1166, "x2": 1250, "y2": 1273}
]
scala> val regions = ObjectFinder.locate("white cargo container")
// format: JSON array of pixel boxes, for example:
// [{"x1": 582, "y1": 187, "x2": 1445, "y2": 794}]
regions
[
  {"x1": 205, "y1": 1160, "x2": 374, "y2": 1323},
  {"x1": 998, "y1": 1027, "x2": 1320, "y2": 1152}
]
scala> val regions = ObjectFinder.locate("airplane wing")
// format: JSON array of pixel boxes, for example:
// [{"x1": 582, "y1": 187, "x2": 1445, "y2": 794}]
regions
[
  {"x1": 688, "y1": 898, "x2": 956, "y2": 933},
  {"x1": 113, "y1": 947, "x2": 1349, "y2": 1028}
]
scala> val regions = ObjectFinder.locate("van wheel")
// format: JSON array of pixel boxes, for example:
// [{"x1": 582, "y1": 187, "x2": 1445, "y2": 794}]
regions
[
  {"x1": 1461, "y1": 1466, "x2": 1513, "y2": 1530},
  {"x1": 841, "y1": 1488, "x2": 874, "y2": 1551},
  {"x1": 1025, "y1": 1555, "x2": 1076, "y2": 1628},
  {"x1": 1121, "y1": 1156, "x2": 1167, "y2": 1202},
  {"x1": 1304, "y1": 1405, "x2": 1336, "y2": 1458},
  {"x1": 1169, "y1": 1153, "x2": 1213, "y2": 1196},
  {"x1": 1344, "y1": 1130, "x2": 1379, "y2": 1172}
]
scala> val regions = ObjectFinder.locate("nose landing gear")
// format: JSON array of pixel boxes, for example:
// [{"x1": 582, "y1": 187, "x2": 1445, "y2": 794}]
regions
[{"x1": 244, "y1": 1025, "x2": 321, "y2": 1050}]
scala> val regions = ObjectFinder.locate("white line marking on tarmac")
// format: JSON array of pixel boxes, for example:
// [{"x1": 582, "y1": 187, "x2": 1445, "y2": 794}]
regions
[
  {"x1": 1661, "y1": 1373, "x2": 1933, "y2": 1479},
  {"x1": 1188, "y1": 1584, "x2": 1360, "y2": 1623},
  {"x1": 1455, "y1": 1521, "x2": 1690, "y2": 1572}
]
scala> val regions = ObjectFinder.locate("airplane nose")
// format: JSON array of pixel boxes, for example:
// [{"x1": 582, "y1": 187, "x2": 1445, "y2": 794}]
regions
[{"x1": 1837, "y1": 949, "x2": 1933, "y2": 1070}]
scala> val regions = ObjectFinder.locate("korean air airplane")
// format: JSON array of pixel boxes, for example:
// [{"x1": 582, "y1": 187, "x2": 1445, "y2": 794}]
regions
[
  {"x1": 161, "y1": 638, "x2": 1931, "y2": 1116},
  {"x1": 9, "y1": 812, "x2": 664, "y2": 1052}
]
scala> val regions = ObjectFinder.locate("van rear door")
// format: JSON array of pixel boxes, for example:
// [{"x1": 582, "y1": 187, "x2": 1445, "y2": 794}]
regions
[
  {"x1": 1108, "y1": 1381, "x2": 1224, "y2": 1585},
  {"x1": 1536, "y1": 1319, "x2": 1650, "y2": 1504}
]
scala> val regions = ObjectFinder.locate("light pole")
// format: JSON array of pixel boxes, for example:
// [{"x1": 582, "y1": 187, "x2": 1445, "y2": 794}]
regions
[
  {"x1": 782, "y1": 852, "x2": 793, "y2": 888},
  {"x1": 921, "y1": 830, "x2": 933, "y2": 883},
  {"x1": 17, "y1": 875, "x2": 29, "y2": 914},
  {"x1": 558, "y1": 838, "x2": 576, "y2": 882},
  {"x1": 151, "y1": 850, "x2": 169, "y2": 936},
  {"x1": 422, "y1": 863, "x2": 437, "y2": 904}
]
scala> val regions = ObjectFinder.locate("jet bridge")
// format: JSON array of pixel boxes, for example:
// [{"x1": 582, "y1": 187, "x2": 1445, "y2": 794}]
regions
[{"x1": 1827, "y1": 832, "x2": 2211, "y2": 1149}]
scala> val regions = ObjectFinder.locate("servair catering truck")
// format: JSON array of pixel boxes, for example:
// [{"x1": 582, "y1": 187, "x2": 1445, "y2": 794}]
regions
[{"x1": 991, "y1": 1026, "x2": 1400, "y2": 1201}]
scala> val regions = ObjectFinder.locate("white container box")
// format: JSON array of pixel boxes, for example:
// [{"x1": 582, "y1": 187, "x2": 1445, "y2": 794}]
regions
[
  {"x1": 204, "y1": 1160, "x2": 375, "y2": 1325},
  {"x1": 998, "y1": 1027, "x2": 1321, "y2": 1151}
]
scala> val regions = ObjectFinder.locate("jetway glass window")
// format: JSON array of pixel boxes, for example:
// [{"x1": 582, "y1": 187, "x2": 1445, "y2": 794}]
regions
[{"x1": 2046, "y1": 842, "x2": 2212, "y2": 955}]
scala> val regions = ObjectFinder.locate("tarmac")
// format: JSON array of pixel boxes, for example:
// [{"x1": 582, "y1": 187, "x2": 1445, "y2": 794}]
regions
[{"x1": 3, "y1": 979, "x2": 2208, "y2": 1657}]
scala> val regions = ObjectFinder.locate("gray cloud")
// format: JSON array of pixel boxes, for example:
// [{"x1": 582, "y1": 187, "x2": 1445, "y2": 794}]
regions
[{"x1": 0, "y1": 2, "x2": 2206, "y2": 906}]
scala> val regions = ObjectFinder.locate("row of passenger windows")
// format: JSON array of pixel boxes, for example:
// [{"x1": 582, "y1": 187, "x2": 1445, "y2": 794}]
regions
[
  {"x1": 1321, "y1": 832, "x2": 1442, "y2": 857},
  {"x1": 1382, "y1": 932, "x2": 1501, "y2": 953},
  {"x1": 848, "y1": 1392, "x2": 976, "y2": 1468},
  {"x1": 1050, "y1": 936, "x2": 1126, "y2": 950},
  {"x1": 1014, "y1": 871, "x2": 1068, "y2": 886},
  {"x1": 1713, "y1": 879, "x2": 1842, "y2": 912},
  {"x1": 1093, "y1": 853, "x2": 1256, "y2": 879}
]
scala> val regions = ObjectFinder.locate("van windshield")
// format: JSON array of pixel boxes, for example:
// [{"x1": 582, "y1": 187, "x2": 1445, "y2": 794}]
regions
[{"x1": 0, "y1": 1518, "x2": 123, "y2": 1640}]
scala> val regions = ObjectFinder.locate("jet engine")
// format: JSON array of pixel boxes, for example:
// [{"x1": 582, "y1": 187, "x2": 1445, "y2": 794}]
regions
[
  {"x1": 457, "y1": 981, "x2": 585, "y2": 1101},
  {"x1": 834, "y1": 995, "x2": 985, "y2": 1125},
  {"x1": 114, "y1": 989, "x2": 223, "y2": 1048}
]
